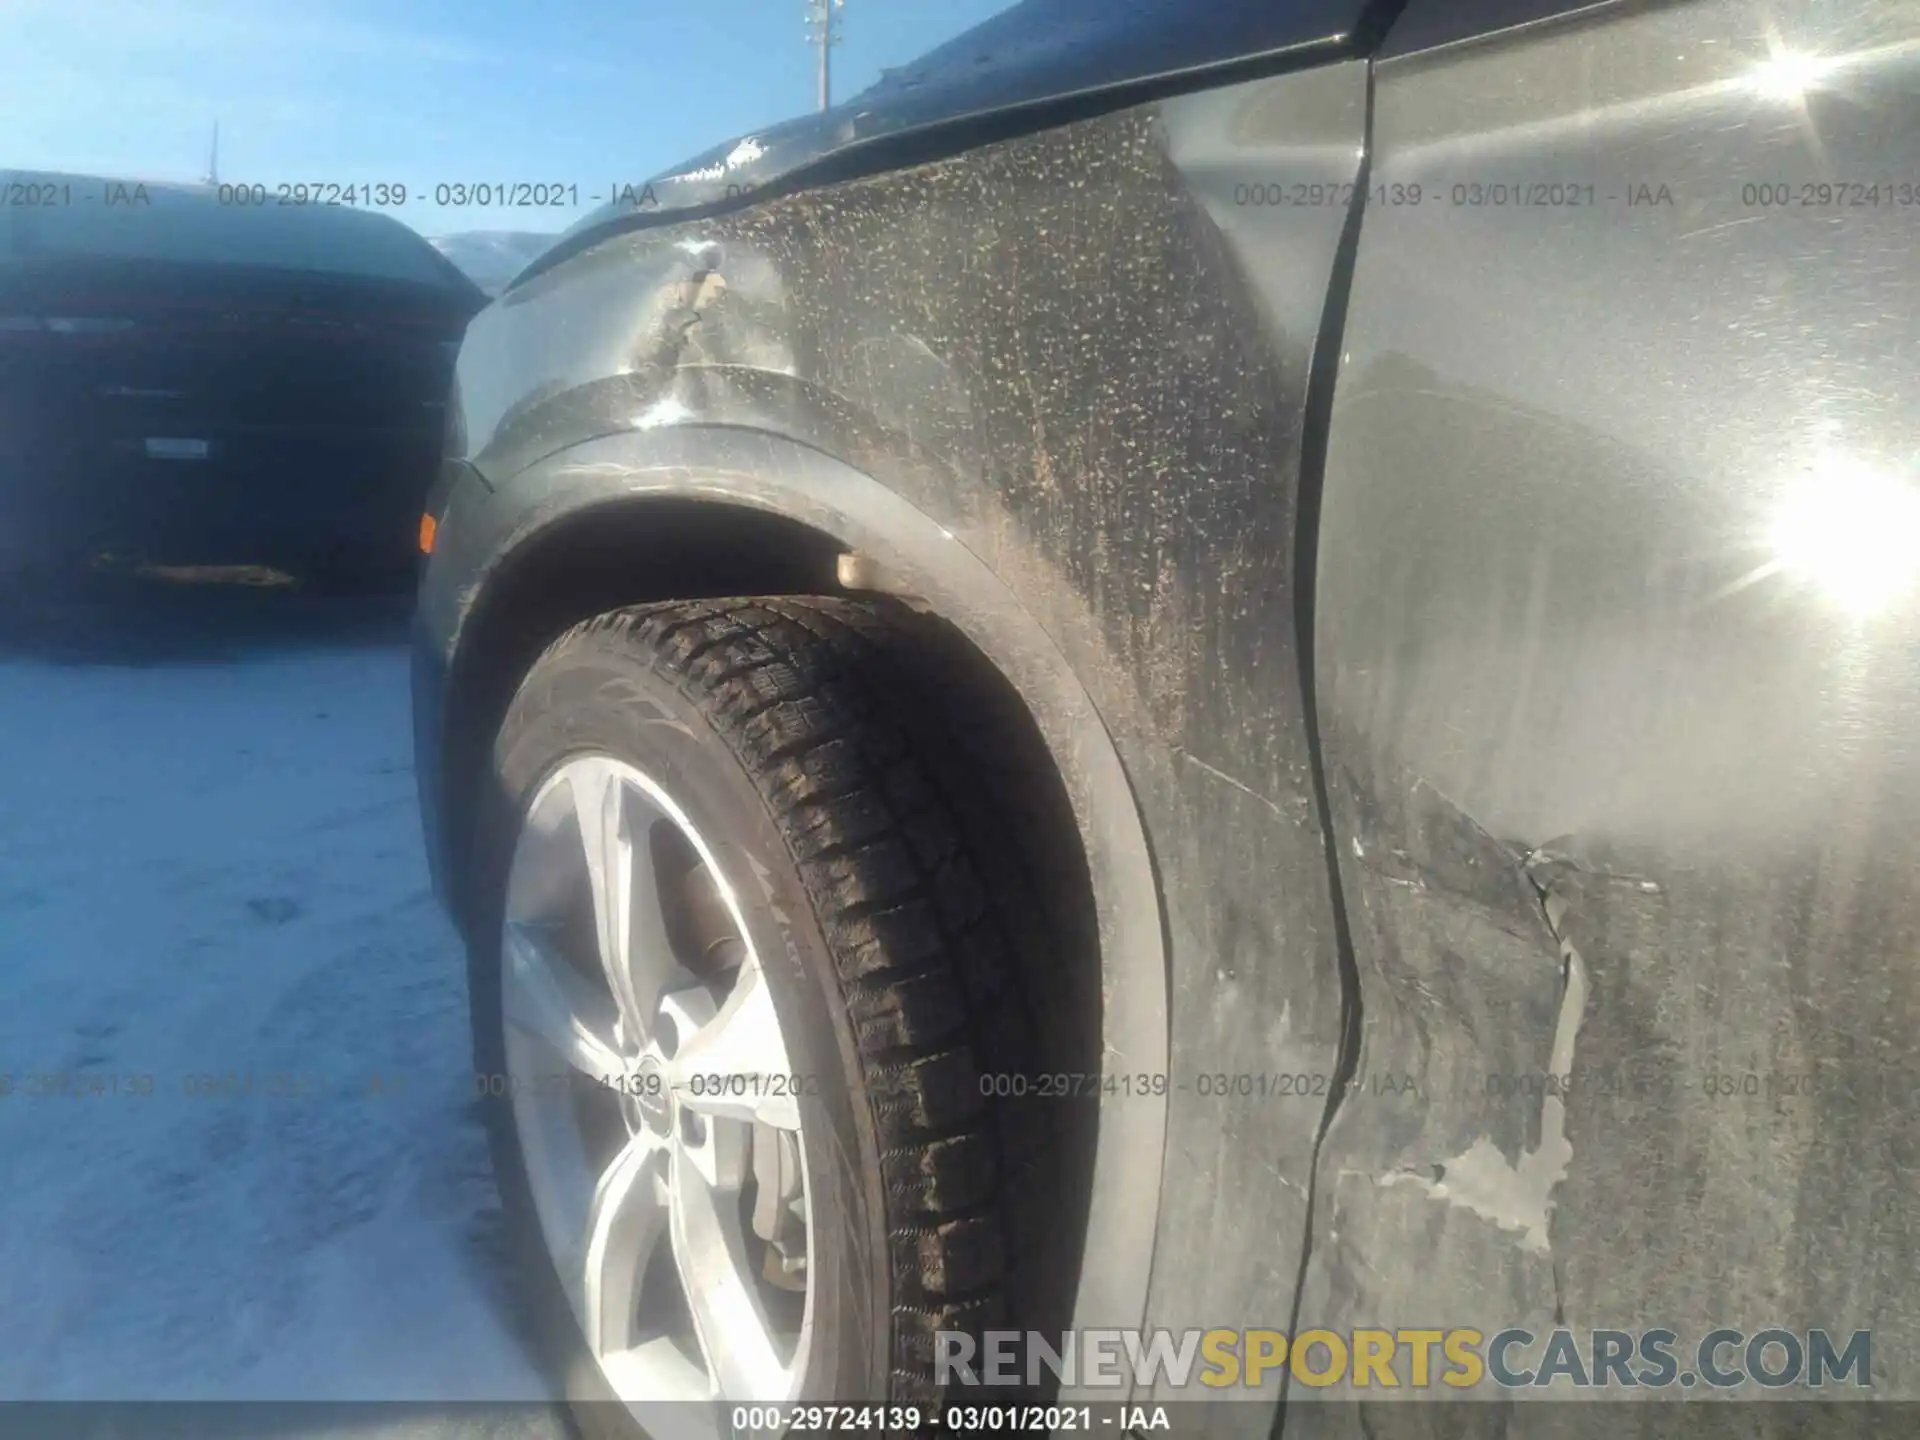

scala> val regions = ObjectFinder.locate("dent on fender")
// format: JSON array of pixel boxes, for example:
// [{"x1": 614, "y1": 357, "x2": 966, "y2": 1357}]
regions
[{"x1": 453, "y1": 65, "x2": 1378, "y2": 1422}]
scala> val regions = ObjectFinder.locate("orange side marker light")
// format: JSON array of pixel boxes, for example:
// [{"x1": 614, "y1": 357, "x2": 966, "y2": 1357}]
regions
[{"x1": 418, "y1": 512, "x2": 438, "y2": 555}]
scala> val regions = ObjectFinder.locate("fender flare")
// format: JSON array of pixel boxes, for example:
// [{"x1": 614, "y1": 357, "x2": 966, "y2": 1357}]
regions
[{"x1": 431, "y1": 422, "x2": 1168, "y2": 1360}]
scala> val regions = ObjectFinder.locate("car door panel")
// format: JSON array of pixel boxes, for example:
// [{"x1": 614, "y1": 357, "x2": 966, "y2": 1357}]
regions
[{"x1": 1306, "y1": 0, "x2": 1920, "y2": 1418}]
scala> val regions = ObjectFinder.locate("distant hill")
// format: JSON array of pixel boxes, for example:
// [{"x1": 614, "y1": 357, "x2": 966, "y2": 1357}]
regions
[{"x1": 428, "y1": 231, "x2": 559, "y2": 296}]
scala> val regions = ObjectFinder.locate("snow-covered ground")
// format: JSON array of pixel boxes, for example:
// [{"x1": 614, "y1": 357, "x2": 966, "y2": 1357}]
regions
[{"x1": 0, "y1": 589, "x2": 567, "y2": 1430}]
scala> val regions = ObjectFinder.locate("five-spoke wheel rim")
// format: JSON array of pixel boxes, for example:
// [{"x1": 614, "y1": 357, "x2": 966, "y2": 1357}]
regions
[{"x1": 501, "y1": 753, "x2": 815, "y2": 1419}]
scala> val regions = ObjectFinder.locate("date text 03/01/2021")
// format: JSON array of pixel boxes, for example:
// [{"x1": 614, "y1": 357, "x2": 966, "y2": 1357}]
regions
[{"x1": 725, "y1": 1403, "x2": 1171, "y2": 1432}]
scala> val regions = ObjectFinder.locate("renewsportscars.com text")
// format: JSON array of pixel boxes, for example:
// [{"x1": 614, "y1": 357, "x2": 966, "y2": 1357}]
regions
[{"x1": 935, "y1": 1327, "x2": 1873, "y2": 1391}]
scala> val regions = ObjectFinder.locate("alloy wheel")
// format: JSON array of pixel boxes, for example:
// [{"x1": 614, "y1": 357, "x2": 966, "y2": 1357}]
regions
[{"x1": 499, "y1": 753, "x2": 814, "y2": 1421}]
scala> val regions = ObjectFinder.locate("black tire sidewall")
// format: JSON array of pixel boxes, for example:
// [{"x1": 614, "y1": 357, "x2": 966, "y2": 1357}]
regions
[{"x1": 468, "y1": 632, "x2": 892, "y2": 1434}]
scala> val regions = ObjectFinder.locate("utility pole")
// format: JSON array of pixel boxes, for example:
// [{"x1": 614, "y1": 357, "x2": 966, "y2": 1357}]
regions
[
  {"x1": 804, "y1": 0, "x2": 843, "y2": 112},
  {"x1": 203, "y1": 121, "x2": 220, "y2": 186}
]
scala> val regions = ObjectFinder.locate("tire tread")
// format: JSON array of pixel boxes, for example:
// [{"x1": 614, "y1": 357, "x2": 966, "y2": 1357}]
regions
[{"x1": 541, "y1": 596, "x2": 1054, "y2": 1398}]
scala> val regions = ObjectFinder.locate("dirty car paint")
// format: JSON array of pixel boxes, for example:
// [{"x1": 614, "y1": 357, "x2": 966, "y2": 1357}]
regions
[
  {"x1": 443, "y1": 59, "x2": 1371, "y2": 1433},
  {"x1": 1304, "y1": 0, "x2": 1920, "y2": 1423}
]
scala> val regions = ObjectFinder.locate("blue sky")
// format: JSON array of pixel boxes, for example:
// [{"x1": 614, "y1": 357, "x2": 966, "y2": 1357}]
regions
[{"x1": 0, "y1": 0, "x2": 1014, "y2": 235}]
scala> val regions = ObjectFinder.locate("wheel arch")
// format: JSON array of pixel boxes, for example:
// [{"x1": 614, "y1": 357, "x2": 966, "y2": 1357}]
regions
[{"x1": 423, "y1": 423, "x2": 1168, "y2": 1356}]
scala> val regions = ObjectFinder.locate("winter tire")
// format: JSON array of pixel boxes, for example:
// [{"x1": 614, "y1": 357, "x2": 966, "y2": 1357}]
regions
[{"x1": 466, "y1": 597, "x2": 1090, "y2": 1438}]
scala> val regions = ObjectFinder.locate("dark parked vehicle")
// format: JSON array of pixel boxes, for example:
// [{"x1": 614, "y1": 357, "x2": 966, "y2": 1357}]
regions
[
  {"x1": 0, "y1": 171, "x2": 485, "y2": 591},
  {"x1": 413, "y1": 0, "x2": 1920, "y2": 1433}
]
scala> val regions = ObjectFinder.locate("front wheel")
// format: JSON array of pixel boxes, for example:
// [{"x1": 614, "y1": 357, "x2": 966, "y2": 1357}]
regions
[{"x1": 468, "y1": 597, "x2": 1084, "y2": 1437}]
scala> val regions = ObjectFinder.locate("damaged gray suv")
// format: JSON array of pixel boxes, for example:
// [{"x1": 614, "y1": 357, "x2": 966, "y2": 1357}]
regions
[{"x1": 411, "y1": 0, "x2": 1920, "y2": 1433}]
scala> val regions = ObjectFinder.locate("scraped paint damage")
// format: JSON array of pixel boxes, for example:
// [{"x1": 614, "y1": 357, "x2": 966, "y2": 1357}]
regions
[
  {"x1": 1375, "y1": 863, "x2": 1590, "y2": 1259},
  {"x1": 1282, "y1": 759, "x2": 1595, "y2": 1405}
]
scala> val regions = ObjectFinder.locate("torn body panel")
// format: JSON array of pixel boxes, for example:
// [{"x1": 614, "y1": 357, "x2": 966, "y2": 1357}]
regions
[{"x1": 1294, "y1": 760, "x2": 1569, "y2": 1364}]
